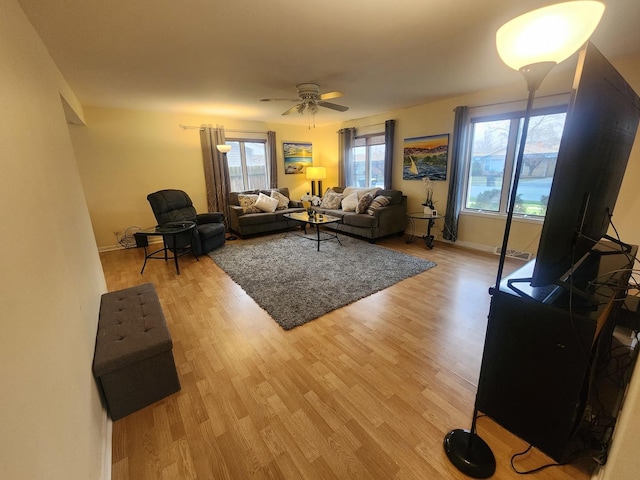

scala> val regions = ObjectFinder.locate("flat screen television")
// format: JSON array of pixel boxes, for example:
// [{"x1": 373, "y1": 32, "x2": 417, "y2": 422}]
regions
[{"x1": 530, "y1": 42, "x2": 640, "y2": 288}]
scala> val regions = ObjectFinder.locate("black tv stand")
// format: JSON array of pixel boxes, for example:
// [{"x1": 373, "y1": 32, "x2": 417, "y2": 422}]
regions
[{"x1": 476, "y1": 242, "x2": 637, "y2": 463}]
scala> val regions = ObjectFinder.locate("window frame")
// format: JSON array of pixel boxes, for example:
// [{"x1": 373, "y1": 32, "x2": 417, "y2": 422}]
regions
[
  {"x1": 226, "y1": 138, "x2": 269, "y2": 191},
  {"x1": 461, "y1": 104, "x2": 568, "y2": 220},
  {"x1": 352, "y1": 132, "x2": 386, "y2": 188}
]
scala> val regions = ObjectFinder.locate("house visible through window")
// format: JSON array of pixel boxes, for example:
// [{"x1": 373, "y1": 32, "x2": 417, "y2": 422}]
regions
[
  {"x1": 226, "y1": 140, "x2": 268, "y2": 191},
  {"x1": 353, "y1": 134, "x2": 386, "y2": 188},
  {"x1": 464, "y1": 107, "x2": 567, "y2": 217}
]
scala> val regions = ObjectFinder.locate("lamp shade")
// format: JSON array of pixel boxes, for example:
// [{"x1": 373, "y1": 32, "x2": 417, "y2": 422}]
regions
[
  {"x1": 496, "y1": 1, "x2": 605, "y2": 71},
  {"x1": 305, "y1": 166, "x2": 327, "y2": 180},
  {"x1": 216, "y1": 144, "x2": 232, "y2": 153}
]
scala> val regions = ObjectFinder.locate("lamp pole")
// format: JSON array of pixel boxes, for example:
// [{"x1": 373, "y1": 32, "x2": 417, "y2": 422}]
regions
[
  {"x1": 216, "y1": 144, "x2": 237, "y2": 241},
  {"x1": 443, "y1": 2, "x2": 604, "y2": 478}
]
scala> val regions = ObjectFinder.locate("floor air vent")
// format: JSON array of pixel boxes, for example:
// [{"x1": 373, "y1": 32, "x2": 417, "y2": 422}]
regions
[{"x1": 494, "y1": 247, "x2": 532, "y2": 261}]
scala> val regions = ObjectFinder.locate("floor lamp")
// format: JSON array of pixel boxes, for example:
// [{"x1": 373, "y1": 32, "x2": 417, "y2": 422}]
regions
[
  {"x1": 443, "y1": 2, "x2": 605, "y2": 478},
  {"x1": 306, "y1": 166, "x2": 326, "y2": 197},
  {"x1": 216, "y1": 144, "x2": 237, "y2": 241}
]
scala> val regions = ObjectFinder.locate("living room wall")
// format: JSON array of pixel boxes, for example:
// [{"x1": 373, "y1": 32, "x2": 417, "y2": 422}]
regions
[
  {"x1": 0, "y1": 1, "x2": 108, "y2": 479},
  {"x1": 70, "y1": 108, "x2": 337, "y2": 249}
]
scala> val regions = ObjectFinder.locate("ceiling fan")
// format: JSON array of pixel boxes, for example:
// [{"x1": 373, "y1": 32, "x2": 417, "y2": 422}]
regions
[{"x1": 260, "y1": 83, "x2": 349, "y2": 116}]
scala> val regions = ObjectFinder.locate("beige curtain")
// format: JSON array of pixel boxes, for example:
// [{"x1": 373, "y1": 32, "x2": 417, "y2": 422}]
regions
[{"x1": 200, "y1": 126, "x2": 231, "y2": 224}]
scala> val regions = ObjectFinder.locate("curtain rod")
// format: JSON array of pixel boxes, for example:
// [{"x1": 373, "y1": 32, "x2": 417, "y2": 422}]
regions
[{"x1": 178, "y1": 124, "x2": 268, "y2": 134}]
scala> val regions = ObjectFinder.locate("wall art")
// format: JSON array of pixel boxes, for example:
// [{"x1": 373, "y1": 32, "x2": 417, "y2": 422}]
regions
[
  {"x1": 402, "y1": 134, "x2": 449, "y2": 180},
  {"x1": 283, "y1": 142, "x2": 313, "y2": 174}
]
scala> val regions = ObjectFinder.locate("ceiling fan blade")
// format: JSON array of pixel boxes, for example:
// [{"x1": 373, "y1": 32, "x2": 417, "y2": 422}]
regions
[
  {"x1": 260, "y1": 97, "x2": 298, "y2": 102},
  {"x1": 281, "y1": 105, "x2": 300, "y2": 115},
  {"x1": 319, "y1": 101, "x2": 349, "y2": 112},
  {"x1": 320, "y1": 91, "x2": 343, "y2": 101}
]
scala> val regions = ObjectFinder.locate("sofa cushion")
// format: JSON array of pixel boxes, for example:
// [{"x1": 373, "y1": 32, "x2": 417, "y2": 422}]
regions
[
  {"x1": 367, "y1": 195, "x2": 391, "y2": 215},
  {"x1": 376, "y1": 189, "x2": 403, "y2": 205},
  {"x1": 271, "y1": 190, "x2": 290, "y2": 209},
  {"x1": 255, "y1": 192, "x2": 279, "y2": 212},
  {"x1": 355, "y1": 192, "x2": 375, "y2": 214},
  {"x1": 341, "y1": 192, "x2": 358, "y2": 212},
  {"x1": 320, "y1": 191, "x2": 343, "y2": 209},
  {"x1": 237, "y1": 212, "x2": 278, "y2": 226},
  {"x1": 238, "y1": 194, "x2": 260, "y2": 213},
  {"x1": 343, "y1": 186, "x2": 381, "y2": 199},
  {"x1": 343, "y1": 212, "x2": 378, "y2": 228}
]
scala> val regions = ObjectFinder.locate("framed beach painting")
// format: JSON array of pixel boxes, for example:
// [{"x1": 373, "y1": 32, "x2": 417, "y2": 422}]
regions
[
  {"x1": 283, "y1": 142, "x2": 313, "y2": 174},
  {"x1": 402, "y1": 134, "x2": 449, "y2": 180}
]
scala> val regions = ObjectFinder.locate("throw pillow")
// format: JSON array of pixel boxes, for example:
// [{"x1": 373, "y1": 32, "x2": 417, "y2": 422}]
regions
[
  {"x1": 367, "y1": 195, "x2": 391, "y2": 215},
  {"x1": 355, "y1": 192, "x2": 375, "y2": 214},
  {"x1": 254, "y1": 192, "x2": 279, "y2": 212},
  {"x1": 320, "y1": 191, "x2": 343, "y2": 209},
  {"x1": 238, "y1": 194, "x2": 260, "y2": 213},
  {"x1": 270, "y1": 190, "x2": 290, "y2": 209},
  {"x1": 341, "y1": 192, "x2": 359, "y2": 212}
]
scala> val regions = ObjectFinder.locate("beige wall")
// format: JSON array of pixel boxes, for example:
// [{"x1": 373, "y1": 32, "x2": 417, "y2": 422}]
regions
[
  {"x1": 0, "y1": 1, "x2": 108, "y2": 479},
  {"x1": 73, "y1": 53, "x2": 640, "y2": 257},
  {"x1": 71, "y1": 109, "x2": 338, "y2": 249}
]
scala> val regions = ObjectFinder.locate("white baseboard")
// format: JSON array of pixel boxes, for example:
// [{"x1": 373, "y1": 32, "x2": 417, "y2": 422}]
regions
[{"x1": 101, "y1": 413, "x2": 112, "y2": 480}]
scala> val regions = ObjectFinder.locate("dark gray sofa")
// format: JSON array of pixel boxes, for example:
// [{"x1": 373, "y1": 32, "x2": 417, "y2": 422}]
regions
[
  {"x1": 312, "y1": 187, "x2": 407, "y2": 242},
  {"x1": 228, "y1": 186, "x2": 407, "y2": 242},
  {"x1": 228, "y1": 188, "x2": 305, "y2": 236}
]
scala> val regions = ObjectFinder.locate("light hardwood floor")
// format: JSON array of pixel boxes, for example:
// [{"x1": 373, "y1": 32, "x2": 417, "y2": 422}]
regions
[{"x1": 100, "y1": 234, "x2": 595, "y2": 480}]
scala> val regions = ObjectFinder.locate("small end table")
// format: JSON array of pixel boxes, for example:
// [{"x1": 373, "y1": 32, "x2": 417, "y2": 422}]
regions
[
  {"x1": 406, "y1": 212, "x2": 444, "y2": 249},
  {"x1": 137, "y1": 221, "x2": 197, "y2": 274}
]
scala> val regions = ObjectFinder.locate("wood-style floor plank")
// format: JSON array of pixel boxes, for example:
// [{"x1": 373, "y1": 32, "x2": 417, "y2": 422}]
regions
[{"x1": 101, "y1": 234, "x2": 595, "y2": 479}]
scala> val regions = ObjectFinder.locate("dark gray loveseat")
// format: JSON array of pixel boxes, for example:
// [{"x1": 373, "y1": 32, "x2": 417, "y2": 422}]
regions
[{"x1": 228, "y1": 187, "x2": 305, "y2": 237}]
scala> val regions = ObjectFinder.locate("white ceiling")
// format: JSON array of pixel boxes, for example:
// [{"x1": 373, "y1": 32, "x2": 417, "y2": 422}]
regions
[{"x1": 17, "y1": 0, "x2": 640, "y2": 127}]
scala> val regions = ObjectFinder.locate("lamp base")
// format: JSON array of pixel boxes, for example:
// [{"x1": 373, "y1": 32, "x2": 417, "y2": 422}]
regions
[{"x1": 443, "y1": 429, "x2": 496, "y2": 479}]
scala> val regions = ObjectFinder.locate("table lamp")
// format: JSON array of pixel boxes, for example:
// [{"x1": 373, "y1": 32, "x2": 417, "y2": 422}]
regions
[{"x1": 306, "y1": 166, "x2": 326, "y2": 197}]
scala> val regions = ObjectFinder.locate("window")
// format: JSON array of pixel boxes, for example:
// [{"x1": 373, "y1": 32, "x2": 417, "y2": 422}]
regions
[
  {"x1": 353, "y1": 134, "x2": 386, "y2": 188},
  {"x1": 226, "y1": 140, "x2": 268, "y2": 191},
  {"x1": 464, "y1": 108, "x2": 567, "y2": 217}
]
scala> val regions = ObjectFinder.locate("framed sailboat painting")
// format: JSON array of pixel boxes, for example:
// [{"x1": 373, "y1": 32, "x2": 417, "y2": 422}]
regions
[{"x1": 402, "y1": 134, "x2": 449, "y2": 180}]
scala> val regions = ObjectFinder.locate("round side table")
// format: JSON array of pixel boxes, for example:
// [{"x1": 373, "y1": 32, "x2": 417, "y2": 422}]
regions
[{"x1": 406, "y1": 212, "x2": 444, "y2": 249}]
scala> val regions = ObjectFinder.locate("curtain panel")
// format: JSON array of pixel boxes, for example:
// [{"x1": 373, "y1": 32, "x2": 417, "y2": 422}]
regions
[
  {"x1": 200, "y1": 127, "x2": 231, "y2": 226},
  {"x1": 267, "y1": 130, "x2": 277, "y2": 188},
  {"x1": 337, "y1": 127, "x2": 356, "y2": 187},
  {"x1": 443, "y1": 106, "x2": 470, "y2": 241},
  {"x1": 384, "y1": 119, "x2": 395, "y2": 189}
]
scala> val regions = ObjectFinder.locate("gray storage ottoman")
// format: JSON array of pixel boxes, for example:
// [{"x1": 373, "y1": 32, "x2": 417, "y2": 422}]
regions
[{"x1": 92, "y1": 283, "x2": 180, "y2": 420}]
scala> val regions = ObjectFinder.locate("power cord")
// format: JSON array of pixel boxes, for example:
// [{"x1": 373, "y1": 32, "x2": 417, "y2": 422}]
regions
[{"x1": 117, "y1": 226, "x2": 141, "y2": 249}]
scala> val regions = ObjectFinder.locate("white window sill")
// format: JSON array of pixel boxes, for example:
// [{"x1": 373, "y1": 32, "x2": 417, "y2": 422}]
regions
[{"x1": 460, "y1": 210, "x2": 544, "y2": 225}]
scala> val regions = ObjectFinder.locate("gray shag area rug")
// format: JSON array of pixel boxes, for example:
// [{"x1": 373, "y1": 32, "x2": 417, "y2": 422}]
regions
[{"x1": 208, "y1": 233, "x2": 436, "y2": 330}]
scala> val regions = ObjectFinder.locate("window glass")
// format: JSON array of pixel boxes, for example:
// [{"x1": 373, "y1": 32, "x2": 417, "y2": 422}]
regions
[
  {"x1": 353, "y1": 134, "x2": 385, "y2": 188},
  {"x1": 466, "y1": 119, "x2": 511, "y2": 212},
  {"x1": 464, "y1": 110, "x2": 566, "y2": 217},
  {"x1": 226, "y1": 140, "x2": 268, "y2": 191},
  {"x1": 514, "y1": 113, "x2": 566, "y2": 216}
]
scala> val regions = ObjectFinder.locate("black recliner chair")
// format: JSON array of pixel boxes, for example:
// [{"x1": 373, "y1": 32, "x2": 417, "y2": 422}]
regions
[{"x1": 147, "y1": 189, "x2": 226, "y2": 256}]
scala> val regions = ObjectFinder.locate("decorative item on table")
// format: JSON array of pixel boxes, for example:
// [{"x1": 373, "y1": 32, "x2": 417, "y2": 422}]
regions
[
  {"x1": 421, "y1": 177, "x2": 435, "y2": 214},
  {"x1": 301, "y1": 192, "x2": 312, "y2": 211},
  {"x1": 311, "y1": 195, "x2": 322, "y2": 206}
]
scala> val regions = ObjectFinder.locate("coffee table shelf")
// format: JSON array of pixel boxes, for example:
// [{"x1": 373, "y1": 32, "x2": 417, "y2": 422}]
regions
[{"x1": 283, "y1": 212, "x2": 342, "y2": 251}]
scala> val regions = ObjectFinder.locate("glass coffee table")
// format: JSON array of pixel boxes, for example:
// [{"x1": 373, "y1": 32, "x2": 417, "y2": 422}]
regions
[
  {"x1": 137, "y1": 221, "x2": 197, "y2": 274},
  {"x1": 283, "y1": 212, "x2": 342, "y2": 251}
]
